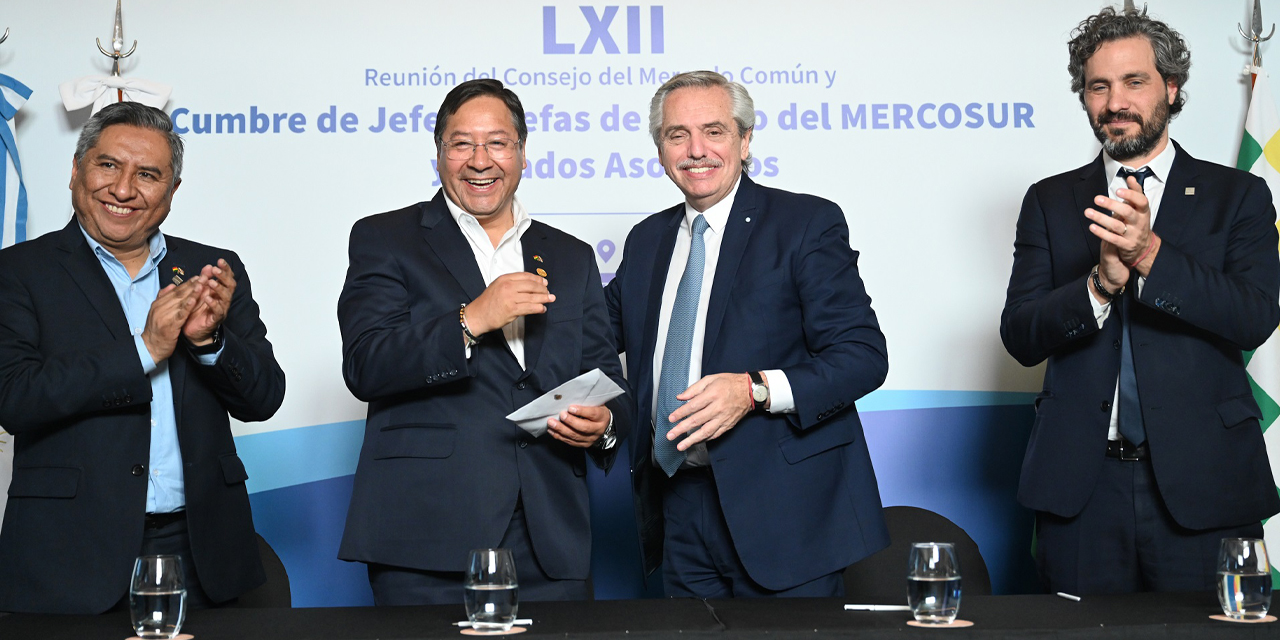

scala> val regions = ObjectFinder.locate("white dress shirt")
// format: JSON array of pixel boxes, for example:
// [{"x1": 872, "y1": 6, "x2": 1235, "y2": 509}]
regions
[
  {"x1": 1088, "y1": 142, "x2": 1176, "y2": 441},
  {"x1": 651, "y1": 175, "x2": 796, "y2": 465},
  {"x1": 445, "y1": 194, "x2": 532, "y2": 369}
]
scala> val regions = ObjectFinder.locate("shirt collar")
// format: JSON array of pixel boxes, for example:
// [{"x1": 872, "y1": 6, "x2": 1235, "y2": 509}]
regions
[
  {"x1": 682, "y1": 173, "x2": 743, "y2": 235},
  {"x1": 1104, "y1": 139, "x2": 1177, "y2": 185},
  {"x1": 78, "y1": 222, "x2": 167, "y2": 275},
  {"x1": 443, "y1": 193, "x2": 531, "y2": 241}
]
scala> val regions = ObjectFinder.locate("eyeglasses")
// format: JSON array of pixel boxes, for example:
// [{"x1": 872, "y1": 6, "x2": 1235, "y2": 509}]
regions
[{"x1": 442, "y1": 138, "x2": 521, "y2": 160}]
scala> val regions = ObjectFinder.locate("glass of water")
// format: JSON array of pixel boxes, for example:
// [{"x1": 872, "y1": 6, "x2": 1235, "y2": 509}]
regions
[
  {"x1": 908, "y1": 542, "x2": 962, "y2": 625},
  {"x1": 465, "y1": 548, "x2": 519, "y2": 632},
  {"x1": 1218, "y1": 537, "x2": 1272, "y2": 620},
  {"x1": 129, "y1": 555, "x2": 187, "y2": 639}
]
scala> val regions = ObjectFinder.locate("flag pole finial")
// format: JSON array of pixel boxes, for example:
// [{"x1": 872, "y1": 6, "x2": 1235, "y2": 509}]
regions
[
  {"x1": 1240, "y1": 0, "x2": 1275, "y2": 69},
  {"x1": 1122, "y1": 1, "x2": 1147, "y2": 16},
  {"x1": 94, "y1": 0, "x2": 137, "y2": 78}
]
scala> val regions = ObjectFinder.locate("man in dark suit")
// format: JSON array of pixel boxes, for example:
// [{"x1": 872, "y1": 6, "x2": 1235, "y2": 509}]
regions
[
  {"x1": 0, "y1": 102, "x2": 285, "y2": 614},
  {"x1": 1001, "y1": 7, "x2": 1280, "y2": 594},
  {"x1": 605, "y1": 71, "x2": 890, "y2": 598},
  {"x1": 337, "y1": 79, "x2": 629, "y2": 605}
]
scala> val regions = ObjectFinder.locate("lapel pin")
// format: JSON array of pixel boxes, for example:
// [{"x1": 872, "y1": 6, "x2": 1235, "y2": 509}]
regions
[
  {"x1": 536, "y1": 268, "x2": 548, "y2": 277},
  {"x1": 1185, "y1": 187, "x2": 1195, "y2": 196},
  {"x1": 554, "y1": 394, "x2": 563, "y2": 400},
  {"x1": 171, "y1": 267, "x2": 184, "y2": 285},
  {"x1": 533, "y1": 255, "x2": 544, "y2": 262},
  {"x1": 745, "y1": 217, "x2": 752, "y2": 222}
]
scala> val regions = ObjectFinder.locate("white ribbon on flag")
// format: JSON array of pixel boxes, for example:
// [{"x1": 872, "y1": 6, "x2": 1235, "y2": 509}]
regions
[{"x1": 58, "y1": 75, "x2": 171, "y2": 115}]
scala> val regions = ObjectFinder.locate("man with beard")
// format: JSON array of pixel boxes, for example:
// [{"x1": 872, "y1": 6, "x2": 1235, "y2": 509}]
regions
[{"x1": 1001, "y1": 7, "x2": 1280, "y2": 594}]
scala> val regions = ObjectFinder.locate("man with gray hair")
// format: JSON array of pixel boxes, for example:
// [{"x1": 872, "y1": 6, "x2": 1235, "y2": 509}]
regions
[
  {"x1": 606, "y1": 71, "x2": 890, "y2": 597},
  {"x1": 0, "y1": 101, "x2": 285, "y2": 613},
  {"x1": 1002, "y1": 6, "x2": 1280, "y2": 593}
]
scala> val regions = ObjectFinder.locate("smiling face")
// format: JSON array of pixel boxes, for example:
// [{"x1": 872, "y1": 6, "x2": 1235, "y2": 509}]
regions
[
  {"x1": 436, "y1": 95, "x2": 527, "y2": 226},
  {"x1": 70, "y1": 124, "x2": 179, "y2": 264},
  {"x1": 1083, "y1": 36, "x2": 1177, "y2": 164},
  {"x1": 657, "y1": 85, "x2": 751, "y2": 212}
]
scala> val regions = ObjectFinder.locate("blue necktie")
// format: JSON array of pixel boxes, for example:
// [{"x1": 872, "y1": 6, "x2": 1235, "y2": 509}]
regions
[
  {"x1": 1117, "y1": 167, "x2": 1153, "y2": 446},
  {"x1": 655, "y1": 214, "x2": 710, "y2": 477}
]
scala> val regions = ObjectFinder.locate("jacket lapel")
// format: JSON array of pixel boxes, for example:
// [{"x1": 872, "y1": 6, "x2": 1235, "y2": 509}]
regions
[
  {"x1": 520, "y1": 222, "x2": 551, "y2": 374},
  {"x1": 638, "y1": 206, "x2": 684, "y2": 415},
  {"x1": 418, "y1": 191, "x2": 488, "y2": 301},
  {"x1": 157, "y1": 241, "x2": 189, "y2": 425},
  {"x1": 1073, "y1": 153, "x2": 1108, "y2": 265},
  {"x1": 53, "y1": 220, "x2": 130, "y2": 341},
  {"x1": 702, "y1": 176, "x2": 759, "y2": 361},
  {"x1": 1151, "y1": 141, "x2": 1199, "y2": 248}
]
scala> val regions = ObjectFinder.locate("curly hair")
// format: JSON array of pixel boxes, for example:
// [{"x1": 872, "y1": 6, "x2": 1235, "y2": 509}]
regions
[{"x1": 1067, "y1": 6, "x2": 1190, "y2": 116}]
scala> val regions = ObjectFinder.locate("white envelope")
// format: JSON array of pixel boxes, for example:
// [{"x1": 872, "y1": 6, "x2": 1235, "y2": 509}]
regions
[{"x1": 505, "y1": 368, "x2": 625, "y2": 437}]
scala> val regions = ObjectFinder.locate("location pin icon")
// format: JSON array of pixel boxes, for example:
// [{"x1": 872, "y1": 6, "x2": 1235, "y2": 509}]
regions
[{"x1": 597, "y1": 239, "x2": 616, "y2": 263}]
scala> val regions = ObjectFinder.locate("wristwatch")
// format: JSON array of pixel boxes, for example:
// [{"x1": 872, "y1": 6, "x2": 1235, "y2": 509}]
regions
[
  {"x1": 748, "y1": 371, "x2": 769, "y2": 411},
  {"x1": 594, "y1": 415, "x2": 617, "y2": 450},
  {"x1": 185, "y1": 326, "x2": 223, "y2": 356}
]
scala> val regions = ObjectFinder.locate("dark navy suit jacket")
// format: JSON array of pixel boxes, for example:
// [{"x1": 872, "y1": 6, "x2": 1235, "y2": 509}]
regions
[
  {"x1": 1001, "y1": 143, "x2": 1280, "y2": 529},
  {"x1": 0, "y1": 220, "x2": 284, "y2": 613},
  {"x1": 605, "y1": 175, "x2": 890, "y2": 591},
  {"x1": 337, "y1": 191, "x2": 629, "y2": 579}
]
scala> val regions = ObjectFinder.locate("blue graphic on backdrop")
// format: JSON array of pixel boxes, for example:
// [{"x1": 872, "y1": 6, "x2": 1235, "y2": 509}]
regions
[
  {"x1": 596, "y1": 239, "x2": 616, "y2": 262},
  {"x1": 543, "y1": 6, "x2": 665, "y2": 55}
]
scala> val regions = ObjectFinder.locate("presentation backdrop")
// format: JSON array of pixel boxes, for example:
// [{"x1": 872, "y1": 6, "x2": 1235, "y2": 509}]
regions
[{"x1": 2, "y1": 0, "x2": 1279, "y2": 606}]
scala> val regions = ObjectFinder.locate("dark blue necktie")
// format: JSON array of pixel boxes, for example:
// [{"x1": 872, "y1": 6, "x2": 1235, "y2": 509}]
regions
[
  {"x1": 654, "y1": 214, "x2": 710, "y2": 476},
  {"x1": 1117, "y1": 167, "x2": 1153, "y2": 446}
]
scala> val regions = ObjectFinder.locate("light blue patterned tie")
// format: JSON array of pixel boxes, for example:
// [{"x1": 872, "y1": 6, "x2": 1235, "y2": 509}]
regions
[{"x1": 655, "y1": 214, "x2": 710, "y2": 477}]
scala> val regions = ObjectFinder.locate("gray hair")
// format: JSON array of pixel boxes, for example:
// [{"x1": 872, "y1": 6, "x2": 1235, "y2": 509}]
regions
[
  {"x1": 74, "y1": 101, "x2": 185, "y2": 183},
  {"x1": 648, "y1": 71, "x2": 755, "y2": 172},
  {"x1": 1067, "y1": 5, "x2": 1190, "y2": 116}
]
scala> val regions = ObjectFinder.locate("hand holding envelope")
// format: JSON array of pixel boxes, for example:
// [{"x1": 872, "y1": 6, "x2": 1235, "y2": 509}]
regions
[{"x1": 506, "y1": 369, "x2": 625, "y2": 438}]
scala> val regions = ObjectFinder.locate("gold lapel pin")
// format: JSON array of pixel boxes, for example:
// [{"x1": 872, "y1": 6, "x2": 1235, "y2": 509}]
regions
[
  {"x1": 536, "y1": 268, "x2": 548, "y2": 277},
  {"x1": 171, "y1": 267, "x2": 185, "y2": 285},
  {"x1": 1185, "y1": 187, "x2": 1195, "y2": 196}
]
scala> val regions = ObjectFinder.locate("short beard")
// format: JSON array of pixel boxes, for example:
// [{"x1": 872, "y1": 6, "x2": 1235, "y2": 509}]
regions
[{"x1": 1091, "y1": 98, "x2": 1170, "y2": 162}]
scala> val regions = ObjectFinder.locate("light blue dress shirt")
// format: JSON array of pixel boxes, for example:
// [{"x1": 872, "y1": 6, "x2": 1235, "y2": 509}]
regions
[{"x1": 79, "y1": 225, "x2": 221, "y2": 514}]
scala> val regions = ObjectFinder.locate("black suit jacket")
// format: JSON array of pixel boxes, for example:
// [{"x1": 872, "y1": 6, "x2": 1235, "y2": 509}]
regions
[
  {"x1": 1001, "y1": 143, "x2": 1280, "y2": 529},
  {"x1": 336, "y1": 192, "x2": 629, "y2": 579},
  {"x1": 605, "y1": 176, "x2": 890, "y2": 590},
  {"x1": 0, "y1": 220, "x2": 286, "y2": 613}
]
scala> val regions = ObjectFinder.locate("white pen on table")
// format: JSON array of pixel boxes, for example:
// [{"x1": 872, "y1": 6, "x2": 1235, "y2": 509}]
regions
[
  {"x1": 1056, "y1": 592, "x2": 1082, "y2": 602},
  {"x1": 844, "y1": 604, "x2": 913, "y2": 612},
  {"x1": 454, "y1": 619, "x2": 533, "y2": 627}
]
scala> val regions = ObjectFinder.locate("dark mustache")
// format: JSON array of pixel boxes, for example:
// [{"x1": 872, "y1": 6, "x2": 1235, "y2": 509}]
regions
[{"x1": 1099, "y1": 110, "x2": 1143, "y2": 125}]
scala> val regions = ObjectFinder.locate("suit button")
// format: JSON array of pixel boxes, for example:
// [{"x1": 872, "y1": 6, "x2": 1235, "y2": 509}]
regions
[
  {"x1": 124, "y1": 395, "x2": 132, "y2": 403},
  {"x1": 1113, "y1": 340, "x2": 1120, "y2": 350},
  {"x1": 449, "y1": 369, "x2": 457, "y2": 376},
  {"x1": 103, "y1": 400, "x2": 111, "y2": 407},
  {"x1": 516, "y1": 382, "x2": 526, "y2": 390},
  {"x1": 1100, "y1": 401, "x2": 1111, "y2": 412},
  {"x1": 131, "y1": 464, "x2": 145, "y2": 476},
  {"x1": 519, "y1": 440, "x2": 528, "y2": 449}
]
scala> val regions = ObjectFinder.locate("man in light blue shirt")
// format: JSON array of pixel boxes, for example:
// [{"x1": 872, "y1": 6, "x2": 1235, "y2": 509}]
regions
[{"x1": 0, "y1": 102, "x2": 286, "y2": 614}]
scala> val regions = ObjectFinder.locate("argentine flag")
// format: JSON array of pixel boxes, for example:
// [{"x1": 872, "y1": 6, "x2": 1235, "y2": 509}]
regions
[
  {"x1": 1238, "y1": 67, "x2": 1280, "y2": 571},
  {"x1": 0, "y1": 72, "x2": 29, "y2": 528},
  {"x1": 0, "y1": 74, "x2": 30, "y2": 249}
]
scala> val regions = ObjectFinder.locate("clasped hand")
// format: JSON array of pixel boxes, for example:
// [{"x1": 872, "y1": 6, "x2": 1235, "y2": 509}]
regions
[
  {"x1": 141, "y1": 259, "x2": 236, "y2": 362},
  {"x1": 1083, "y1": 175, "x2": 1159, "y2": 292}
]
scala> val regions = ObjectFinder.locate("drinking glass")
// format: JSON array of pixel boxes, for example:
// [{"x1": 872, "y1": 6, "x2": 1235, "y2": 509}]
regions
[
  {"x1": 464, "y1": 548, "x2": 519, "y2": 632},
  {"x1": 129, "y1": 555, "x2": 187, "y2": 639},
  {"x1": 907, "y1": 542, "x2": 962, "y2": 625},
  {"x1": 1218, "y1": 538, "x2": 1272, "y2": 620}
]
